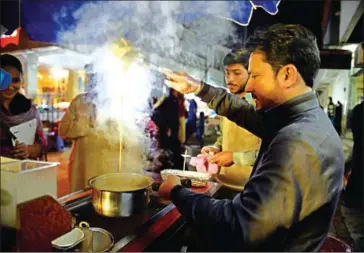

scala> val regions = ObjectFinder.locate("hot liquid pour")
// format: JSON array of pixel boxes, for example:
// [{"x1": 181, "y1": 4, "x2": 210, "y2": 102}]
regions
[{"x1": 119, "y1": 112, "x2": 123, "y2": 173}]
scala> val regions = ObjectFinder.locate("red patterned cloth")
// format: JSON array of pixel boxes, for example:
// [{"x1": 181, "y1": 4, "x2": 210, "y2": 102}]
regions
[{"x1": 17, "y1": 195, "x2": 73, "y2": 252}]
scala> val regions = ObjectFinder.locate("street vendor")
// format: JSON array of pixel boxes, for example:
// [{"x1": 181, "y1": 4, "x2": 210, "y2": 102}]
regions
[
  {"x1": 158, "y1": 24, "x2": 344, "y2": 251},
  {"x1": 201, "y1": 48, "x2": 261, "y2": 198}
]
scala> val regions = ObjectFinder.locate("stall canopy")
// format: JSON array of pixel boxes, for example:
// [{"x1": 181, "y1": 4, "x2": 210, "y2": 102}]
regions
[{"x1": 1, "y1": 0, "x2": 281, "y2": 44}]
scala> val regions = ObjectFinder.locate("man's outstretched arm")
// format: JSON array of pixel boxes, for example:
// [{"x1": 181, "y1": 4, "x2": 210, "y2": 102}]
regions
[{"x1": 197, "y1": 83, "x2": 265, "y2": 138}]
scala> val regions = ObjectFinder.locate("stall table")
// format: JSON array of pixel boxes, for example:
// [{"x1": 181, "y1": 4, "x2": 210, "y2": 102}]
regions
[{"x1": 1, "y1": 182, "x2": 221, "y2": 252}]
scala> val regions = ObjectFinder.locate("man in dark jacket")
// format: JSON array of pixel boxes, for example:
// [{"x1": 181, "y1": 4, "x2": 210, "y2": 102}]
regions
[
  {"x1": 159, "y1": 24, "x2": 344, "y2": 251},
  {"x1": 151, "y1": 89, "x2": 183, "y2": 170},
  {"x1": 327, "y1": 96, "x2": 335, "y2": 124},
  {"x1": 334, "y1": 101, "x2": 343, "y2": 136},
  {"x1": 344, "y1": 101, "x2": 363, "y2": 209}
]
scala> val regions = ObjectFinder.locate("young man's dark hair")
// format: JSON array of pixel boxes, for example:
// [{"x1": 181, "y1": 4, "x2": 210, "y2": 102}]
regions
[
  {"x1": 244, "y1": 23, "x2": 321, "y2": 88},
  {"x1": 223, "y1": 48, "x2": 250, "y2": 69}
]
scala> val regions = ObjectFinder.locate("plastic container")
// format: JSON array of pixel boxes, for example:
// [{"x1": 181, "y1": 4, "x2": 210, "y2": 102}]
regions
[{"x1": 0, "y1": 157, "x2": 59, "y2": 228}]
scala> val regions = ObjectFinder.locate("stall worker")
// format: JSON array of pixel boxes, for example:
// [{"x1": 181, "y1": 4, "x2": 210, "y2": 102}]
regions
[
  {"x1": 158, "y1": 24, "x2": 344, "y2": 252},
  {"x1": 201, "y1": 48, "x2": 261, "y2": 198}
]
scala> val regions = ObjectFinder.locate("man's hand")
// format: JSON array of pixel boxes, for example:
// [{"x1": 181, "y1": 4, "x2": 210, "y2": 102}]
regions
[
  {"x1": 13, "y1": 141, "x2": 29, "y2": 159},
  {"x1": 161, "y1": 70, "x2": 201, "y2": 94},
  {"x1": 201, "y1": 146, "x2": 220, "y2": 155},
  {"x1": 208, "y1": 151, "x2": 234, "y2": 167},
  {"x1": 158, "y1": 175, "x2": 181, "y2": 200}
]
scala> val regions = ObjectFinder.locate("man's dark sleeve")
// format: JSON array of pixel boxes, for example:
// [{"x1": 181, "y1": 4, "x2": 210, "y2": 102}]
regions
[
  {"x1": 170, "y1": 138, "x2": 318, "y2": 250},
  {"x1": 197, "y1": 83, "x2": 265, "y2": 138},
  {"x1": 351, "y1": 103, "x2": 363, "y2": 136}
]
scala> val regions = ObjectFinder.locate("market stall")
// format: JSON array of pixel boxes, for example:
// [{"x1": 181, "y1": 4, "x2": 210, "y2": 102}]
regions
[{"x1": 0, "y1": 157, "x2": 221, "y2": 252}]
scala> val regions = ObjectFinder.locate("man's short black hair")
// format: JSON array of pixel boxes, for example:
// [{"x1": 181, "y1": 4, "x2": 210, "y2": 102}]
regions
[
  {"x1": 223, "y1": 48, "x2": 250, "y2": 69},
  {"x1": 0, "y1": 54, "x2": 23, "y2": 75},
  {"x1": 244, "y1": 23, "x2": 321, "y2": 88}
]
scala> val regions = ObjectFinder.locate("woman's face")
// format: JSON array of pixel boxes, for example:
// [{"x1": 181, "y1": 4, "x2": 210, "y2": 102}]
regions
[{"x1": 0, "y1": 66, "x2": 23, "y2": 101}]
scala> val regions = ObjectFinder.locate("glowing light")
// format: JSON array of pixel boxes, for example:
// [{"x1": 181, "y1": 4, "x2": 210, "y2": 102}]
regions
[
  {"x1": 82, "y1": 44, "x2": 153, "y2": 174},
  {"x1": 91, "y1": 46, "x2": 152, "y2": 125},
  {"x1": 101, "y1": 198, "x2": 111, "y2": 211},
  {"x1": 341, "y1": 44, "x2": 359, "y2": 53},
  {"x1": 50, "y1": 68, "x2": 69, "y2": 79}
]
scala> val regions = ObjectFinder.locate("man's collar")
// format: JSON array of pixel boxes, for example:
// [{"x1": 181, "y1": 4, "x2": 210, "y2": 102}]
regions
[{"x1": 261, "y1": 91, "x2": 320, "y2": 133}]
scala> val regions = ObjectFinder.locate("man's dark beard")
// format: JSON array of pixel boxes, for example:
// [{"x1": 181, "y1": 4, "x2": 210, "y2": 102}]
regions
[{"x1": 233, "y1": 83, "x2": 247, "y2": 95}]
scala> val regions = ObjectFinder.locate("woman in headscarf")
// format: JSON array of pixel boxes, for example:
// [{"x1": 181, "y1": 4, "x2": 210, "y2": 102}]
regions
[
  {"x1": 59, "y1": 64, "x2": 115, "y2": 192},
  {"x1": 0, "y1": 54, "x2": 47, "y2": 159}
]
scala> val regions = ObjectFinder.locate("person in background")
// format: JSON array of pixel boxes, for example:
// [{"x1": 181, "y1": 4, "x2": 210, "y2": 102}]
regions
[
  {"x1": 146, "y1": 96, "x2": 173, "y2": 180},
  {"x1": 201, "y1": 49, "x2": 261, "y2": 198},
  {"x1": 185, "y1": 98, "x2": 197, "y2": 142},
  {"x1": 196, "y1": 111, "x2": 205, "y2": 148},
  {"x1": 59, "y1": 64, "x2": 143, "y2": 192},
  {"x1": 159, "y1": 24, "x2": 344, "y2": 251},
  {"x1": 344, "y1": 101, "x2": 363, "y2": 210},
  {"x1": 147, "y1": 94, "x2": 175, "y2": 174},
  {"x1": 147, "y1": 97, "x2": 159, "y2": 144},
  {"x1": 327, "y1": 96, "x2": 335, "y2": 124},
  {"x1": 177, "y1": 92, "x2": 187, "y2": 145},
  {"x1": 165, "y1": 89, "x2": 180, "y2": 141},
  {"x1": 334, "y1": 100, "x2": 343, "y2": 136},
  {"x1": 0, "y1": 54, "x2": 46, "y2": 160},
  {"x1": 151, "y1": 88, "x2": 183, "y2": 170}
]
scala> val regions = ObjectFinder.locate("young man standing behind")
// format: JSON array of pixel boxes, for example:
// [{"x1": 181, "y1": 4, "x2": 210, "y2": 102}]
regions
[{"x1": 202, "y1": 49, "x2": 261, "y2": 197}]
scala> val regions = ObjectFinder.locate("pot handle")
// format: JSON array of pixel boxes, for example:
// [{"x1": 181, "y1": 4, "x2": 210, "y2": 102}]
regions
[
  {"x1": 151, "y1": 178, "x2": 192, "y2": 191},
  {"x1": 79, "y1": 221, "x2": 90, "y2": 228}
]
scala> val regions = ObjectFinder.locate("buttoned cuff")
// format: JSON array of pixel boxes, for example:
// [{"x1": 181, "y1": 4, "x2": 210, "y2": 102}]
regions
[
  {"x1": 170, "y1": 184, "x2": 186, "y2": 201},
  {"x1": 195, "y1": 82, "x2": 214, "y2": 104}
]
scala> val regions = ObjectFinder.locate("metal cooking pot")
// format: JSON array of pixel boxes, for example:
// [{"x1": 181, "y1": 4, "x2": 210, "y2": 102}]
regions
[{"x1": 88, "y1": 173, "x2": 153, "y2": 217}]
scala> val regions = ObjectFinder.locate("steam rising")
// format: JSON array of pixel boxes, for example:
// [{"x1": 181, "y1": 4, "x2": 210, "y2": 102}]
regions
[{"x1": 57, "y1": 1, "x2": 239, "y2": 172}]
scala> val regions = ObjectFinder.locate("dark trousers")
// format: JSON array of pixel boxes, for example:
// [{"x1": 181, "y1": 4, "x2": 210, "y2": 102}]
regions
[{"x1": 185, "y1": 120, "x2": 196, "y2": 143}]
